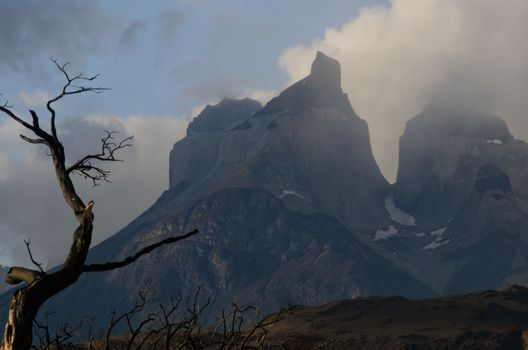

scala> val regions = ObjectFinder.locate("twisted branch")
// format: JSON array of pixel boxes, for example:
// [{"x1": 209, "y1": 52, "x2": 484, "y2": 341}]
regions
[{"x1": 83, "y1": 229, "x2": 199, "y2": 272}]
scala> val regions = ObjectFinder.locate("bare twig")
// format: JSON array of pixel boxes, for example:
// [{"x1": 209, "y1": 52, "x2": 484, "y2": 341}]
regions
[
  {"x1": 24, "y1": 239, "x2": 45, "y2": 274},
  {"x1": 47, "y1": 58, "x2": 109, "y2": 140},
  {"x1": 67, "y1": 130, "x2": 134, "y2": 186}
]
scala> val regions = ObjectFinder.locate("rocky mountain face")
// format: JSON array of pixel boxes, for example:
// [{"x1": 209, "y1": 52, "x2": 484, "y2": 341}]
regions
[
  {"x1": 167, "y1": 52, "x2": 390, "y2": 230},
  {"x1": 394, "y1": 104, "x2": 525, "y2": 222},
  {"x1": 1, "y1": 52, "x2": 528, "y2": 333},
  {"x1": 385, "y1": 103, "x2": 528, "y2": 294},
  {"x1": 169, "y1": 98, "x2": 262, "y2": 189}
]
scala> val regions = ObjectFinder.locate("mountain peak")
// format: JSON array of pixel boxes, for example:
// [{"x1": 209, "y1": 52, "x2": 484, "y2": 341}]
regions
[
  {"x1": 310, "y1": 51, "x2": 341, "y2": 88},
  {"x1": 187, "y1": 98, "x2": 261, "y2": 135},
  {"x1": 255, "y1": 52, "x2": 355, "y2": 117},
  {"x1": 169, "y1": 98, "x2": 261, "y2": 189},
  {"x1": 407, "y1": 104, "x2": 514, "y2": 142}
]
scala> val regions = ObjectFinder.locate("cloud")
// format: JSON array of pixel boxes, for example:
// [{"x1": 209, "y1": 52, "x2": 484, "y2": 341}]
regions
[
  {"x1": 0, "y1": 112, "x2": 188, "y2": 268},
  {"x1": 0, "y1": 0, "x2": 112, "y2": 74},
  {"x1": 278, "y1": 0, "x2": 528, "y2": 181},
  {"x1": 17, "y1": 91, "x2": 52, "y2": 108},
  {"x1": 174, "y1": 63, "x2": 276, "y2": 107},
  {"x1": 119, "y1": 20, "x2": 148, "y2": 49},
  {"x1": 243, "y1": 89, "x2": 277, "y2": 105}
]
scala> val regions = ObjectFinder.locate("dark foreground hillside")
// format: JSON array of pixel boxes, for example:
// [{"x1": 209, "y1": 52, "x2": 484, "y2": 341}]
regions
[
  {"x1": 64, "y1": 285, "x2": 528, "y2": 349},
  {"x1": 266, "y1": 285, "x2": 528, "y2": 349}
]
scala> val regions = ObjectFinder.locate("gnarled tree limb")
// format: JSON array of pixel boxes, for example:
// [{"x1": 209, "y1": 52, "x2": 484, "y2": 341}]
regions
[
  {"x1": 83, "y1": 229, "x2": 199, "y2": 272},
  {"x1": 4, "y1": 267, "x2": 43, "y2": 286}
]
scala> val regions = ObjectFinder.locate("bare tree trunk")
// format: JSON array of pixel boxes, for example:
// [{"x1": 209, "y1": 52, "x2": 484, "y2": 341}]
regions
[
  {"x1": 0, "y1": 60, "x2": 198, "y2": 349},
  {"x1": 3, "y1": 290, "x2": 35, "y2": 350},
  {"x1": 2, "y1": 216, "x2": 93, "y2": 350}
]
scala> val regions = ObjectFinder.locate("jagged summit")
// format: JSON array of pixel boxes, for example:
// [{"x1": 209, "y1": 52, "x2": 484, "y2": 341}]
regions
[
  {"x1": 169, "y1": 98, "x2": 261, "y2": 188},
  {"x1": 394, "y1": 105, "x2": 521, "y2": 219},
  {"x1": 310, "y1": 51, "x2": 342, "y2": 89},
  {"x1": 256, "y1": 51, "x2": 355, "y2": 117},
  {"x1": 187, "y1": 98, "x2": 262, "y2": 135},
  {"x1": 407, "y1": 104, "x2": 514, "y2": 142}
]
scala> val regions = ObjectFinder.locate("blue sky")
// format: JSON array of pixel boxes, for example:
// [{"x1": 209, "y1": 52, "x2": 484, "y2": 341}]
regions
[{"x1": 1, "y1": 0, "x2": 386, "y2": 118}]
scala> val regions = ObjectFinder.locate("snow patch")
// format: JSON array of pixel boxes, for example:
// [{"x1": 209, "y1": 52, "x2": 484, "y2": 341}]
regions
[
  {"x1": 430, "y1": 227, "x2": 446, "y2": 237},
  {"x1": 484, "y1": 139, "x2": 502, "y2": 145},
  {"x1": 385, "y1": 196, "x2": 416, "y2": 226},
  {"x1": 278, "y1": 190, "x2": 304, "y2": 199},
  {"x1": 423, "y1": 239, "x2": 451, "y2": 250},
  {"x1": 373, "y1": 225, "x2": 398, "y2": 241},
  {"x1": 423, "y1": 227, "x2": 450, "y2": 250}
]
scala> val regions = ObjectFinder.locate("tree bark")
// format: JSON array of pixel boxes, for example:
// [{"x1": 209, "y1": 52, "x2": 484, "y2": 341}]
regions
[{"x1": 1, "y1": 214, "x2": 93, "y2": 350}]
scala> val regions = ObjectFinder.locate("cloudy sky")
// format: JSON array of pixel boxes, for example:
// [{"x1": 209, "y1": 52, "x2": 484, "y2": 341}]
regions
[{"x1": 0, "y1": 0, "x2": 527, "y2": 268}]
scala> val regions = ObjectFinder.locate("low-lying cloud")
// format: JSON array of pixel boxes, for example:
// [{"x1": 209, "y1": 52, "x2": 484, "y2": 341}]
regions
[{"x1": 279, "y1": 0, "x2": 528, "y2": 181}]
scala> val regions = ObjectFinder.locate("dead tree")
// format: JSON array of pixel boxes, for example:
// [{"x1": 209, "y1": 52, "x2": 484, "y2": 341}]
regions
[{"x1": 0, "y1": 59, "x2": 199, "y2": 350}]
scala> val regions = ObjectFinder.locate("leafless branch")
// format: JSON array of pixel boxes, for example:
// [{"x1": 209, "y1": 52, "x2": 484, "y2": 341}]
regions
[
  {"x1": 24, "y1": 238, "x2": 45, "y2": 274},
  {"x1": 82, "y1": 229, "x2": 199, "y2": 272},
  {"x1": 0, "y1": 95, "x2": 13, "y2": 109},
  {"x1": 19, "y1": 134, "x2": 47, "y2": 144},
  {"x1": 67, "y1": 130, "x2": 134, "y2": 186},
  {"x1": 0, "y1": 102, "x2": 34, "y2": 131},
  {"x1": 30, "y1": 288, "x2": 293, "y2": 349},
  {"x1": 33, "y1": 310, "x2": 84, "y2": 350},
  {"x1": 47, "y1": 58, "x2": 109, "y2": 140},
  {"x1": 4, "y1": 266, "x2": 43, "y2": 285},
  {"x1": 103, "y1": 291, "x2": 149, "y2": 350}
]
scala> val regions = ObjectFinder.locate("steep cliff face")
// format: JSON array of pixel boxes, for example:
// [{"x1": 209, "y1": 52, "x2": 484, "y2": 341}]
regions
[
  {"x1": 169, "y1": 98, "x2": 262, "y2": 189},
  {"x1": 385, "y1": 104, "x2": 528, "y2": 294},
  {"x1": 425, "y1": 162, "x2": 528, "y2": 293},
  {"x1": 395, "y1": 104, "x2": 528, "y2": 223}
]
